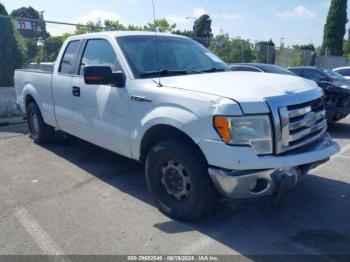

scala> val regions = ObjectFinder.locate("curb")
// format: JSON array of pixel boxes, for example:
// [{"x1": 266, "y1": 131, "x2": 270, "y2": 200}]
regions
[{"x1": 0, "y1": 115, "x2": 26, "y2": 127}]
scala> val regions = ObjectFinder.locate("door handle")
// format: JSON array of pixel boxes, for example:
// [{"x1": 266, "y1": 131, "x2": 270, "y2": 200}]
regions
[{"x1": 72, "y1": 86, "x2": 80, "y2": 97}]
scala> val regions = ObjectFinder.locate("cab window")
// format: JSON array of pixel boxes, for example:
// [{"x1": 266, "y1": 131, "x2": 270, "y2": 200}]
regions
[{"x1": 59, "y1": 40, "x2": 79, "y2": 74}]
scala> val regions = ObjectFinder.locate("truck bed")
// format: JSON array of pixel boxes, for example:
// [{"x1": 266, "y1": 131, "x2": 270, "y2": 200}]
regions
[{"x1": 14, "y1": 67, "x2": 56, "y2": 127}]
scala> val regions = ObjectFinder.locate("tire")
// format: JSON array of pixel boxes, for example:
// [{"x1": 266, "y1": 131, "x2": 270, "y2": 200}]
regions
[
  {"x1": 26, "y1": 102, "x2": 54, "y2": 144},
  {"x1": 145, "y1": 140, "x2": 217, "y2": 221}
]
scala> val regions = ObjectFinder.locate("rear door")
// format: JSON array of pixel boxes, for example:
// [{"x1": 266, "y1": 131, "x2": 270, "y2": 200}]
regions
[
  {"x1": 70, "y1": 37, "x2": 130, "y2": 156},
  {"x1": 52, "y1": 40, "x2": 82, "y2": 132}
]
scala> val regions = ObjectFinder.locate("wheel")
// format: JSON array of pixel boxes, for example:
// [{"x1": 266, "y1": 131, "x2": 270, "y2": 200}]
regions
[
  {"x1": 26, "y1": 103, "x2": 54, "y2": 144},
  {"x1": 145, "y1": 140, "x2": 217, "y2": 221}
]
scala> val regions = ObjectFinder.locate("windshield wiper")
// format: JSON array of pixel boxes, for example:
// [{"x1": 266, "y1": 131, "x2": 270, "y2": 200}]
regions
[
  {"x1": 140, "y1": 69, "x2": 188, "y2": 78},
  {"x1": 200, "y1": 67, "x2": 229, "y2": 73}
]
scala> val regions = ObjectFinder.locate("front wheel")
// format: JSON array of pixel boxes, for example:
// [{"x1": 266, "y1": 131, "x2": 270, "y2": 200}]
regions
[
  {"x1": 26, "y1": 103, "x2": 54, "y2": 144},
  {"x1": 145, "y1": 140, "x2": 217, "y2": 221}
]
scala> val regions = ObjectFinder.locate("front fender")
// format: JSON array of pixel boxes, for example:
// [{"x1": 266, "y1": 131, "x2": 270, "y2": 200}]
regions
[{"x1": 130, "y1": 106, "x2": 210, "y2": 159}]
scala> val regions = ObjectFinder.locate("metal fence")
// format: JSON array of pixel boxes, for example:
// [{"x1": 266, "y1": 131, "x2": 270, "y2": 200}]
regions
[{"x1": 0, "y1": 14, "x2": 348, "y2": 88}]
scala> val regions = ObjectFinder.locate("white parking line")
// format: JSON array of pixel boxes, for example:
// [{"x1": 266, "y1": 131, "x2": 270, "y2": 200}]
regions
[{"x1": 15, "y1": 207, "x2": 68, "y2": 259}]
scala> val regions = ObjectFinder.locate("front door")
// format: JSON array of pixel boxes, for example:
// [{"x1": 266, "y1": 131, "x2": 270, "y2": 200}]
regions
[{"x1": 70, "y1": 38, "x2": 130, "y2": 156}]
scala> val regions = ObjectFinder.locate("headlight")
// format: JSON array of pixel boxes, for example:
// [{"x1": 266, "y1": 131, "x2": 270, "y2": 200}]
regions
[{"x1": 213, "y1": 115, "x2": 273, "y2": 155}]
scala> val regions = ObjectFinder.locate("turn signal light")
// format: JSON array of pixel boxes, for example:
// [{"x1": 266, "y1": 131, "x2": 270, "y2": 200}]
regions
[{"x1": 213, "y1": 116, "x2": 231, "y2": 143}]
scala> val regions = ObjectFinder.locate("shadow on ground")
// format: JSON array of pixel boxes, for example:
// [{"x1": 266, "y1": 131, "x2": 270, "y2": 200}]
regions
[{"x1": 36, "y1": 132, "x2": 350, "y2": 258}]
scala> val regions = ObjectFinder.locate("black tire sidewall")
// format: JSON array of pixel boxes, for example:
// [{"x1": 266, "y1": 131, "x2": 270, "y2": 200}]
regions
[
  {"x1": 145, "y1": 140, "x2": 216, "y2": 220},
  {"x1": 26, "y1": 103, "x2": 47, "y2": 143}
]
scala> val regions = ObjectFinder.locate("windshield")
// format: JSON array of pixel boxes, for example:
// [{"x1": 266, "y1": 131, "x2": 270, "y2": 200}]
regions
[
  {"x1": 259, "y1": 64, "x2": 296, "y2": 76},
  {"x1": 321, "y1": 69, "x2": 346, "y2": 80},
  {"x1": 117, "y1": 35, "x2": 230, "y2": 78}
]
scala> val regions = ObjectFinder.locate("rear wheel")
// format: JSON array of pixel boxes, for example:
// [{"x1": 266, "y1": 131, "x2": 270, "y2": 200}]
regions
[
  {"x1": 26, "y1": 103, "x2": 54, "y2": 144},
  {"x1": 145, "y1": 140, "x2": 217, "y2": 221}
]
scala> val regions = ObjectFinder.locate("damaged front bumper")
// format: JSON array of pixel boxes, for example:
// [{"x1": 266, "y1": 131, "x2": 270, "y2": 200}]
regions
[
  {"x1": 205, "y1": 134, "x2": 339, "y2": 199},
  {"x1": 208, "y1": 161, "x2": 325, "y2": 199}
]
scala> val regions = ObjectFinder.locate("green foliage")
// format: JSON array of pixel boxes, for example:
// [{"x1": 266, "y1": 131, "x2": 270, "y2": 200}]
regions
[
  {"x1": 321, "y1": 0, "x2": 348, "y2": 56},
  {"x1": 344, "y1": 38, "x2": 350, "y2": 59},
  {"x1": 105, "y1": 20, "x2": 126, "y2": 31},
  {"x1": 210, "y1": 34, "x2": 254, "y2": 63},
  {"x1": 127, "y1": 24, "x2": 143, "y2": 31},
  {"x1": 43, "y1": 34, "x2": 69, "y2": 62},
  {"x1": 75, "y1": 20, "x2": 104, "y2": 34},
  {"x1": 173, "y1": 29, "x2": 193, "y2": 37},
  {"x1": 0, "y1": 3, "x2": 23, "y2": 86},
  {"x1": 144, "y1": 18, "x2": 176, "y2": 32}
]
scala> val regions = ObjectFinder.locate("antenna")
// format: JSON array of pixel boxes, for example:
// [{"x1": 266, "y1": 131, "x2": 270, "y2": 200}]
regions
[{"x1": 151, "y1": 0, "x2": 162, "y2": 87}]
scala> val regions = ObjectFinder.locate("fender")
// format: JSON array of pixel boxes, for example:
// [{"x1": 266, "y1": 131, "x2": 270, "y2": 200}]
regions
[
  {"x1": 22, "y1": 83, "x2": 40, "y2": 113},
  {"x1": 130, "y1": 105, "x2": 205, "y2": 160}
]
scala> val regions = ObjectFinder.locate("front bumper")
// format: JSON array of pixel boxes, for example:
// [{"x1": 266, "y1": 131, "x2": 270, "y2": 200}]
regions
[
  {"x1": 200, "y1": 133, "x2": 340, "y2": 199},
  {"x1": 209, "y1": 161, "x2": 325, "y2": 199}
]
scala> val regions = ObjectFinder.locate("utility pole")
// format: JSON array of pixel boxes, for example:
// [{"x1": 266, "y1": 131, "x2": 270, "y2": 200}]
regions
[{"x1": 280, "y1": 37, "x2": 285, "y2": 48}]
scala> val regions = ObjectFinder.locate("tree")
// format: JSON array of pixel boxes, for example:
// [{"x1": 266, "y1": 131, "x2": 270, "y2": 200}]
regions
[
  {"x1": 127, "y1": 24, "x2": 144, "y2": 31},
  {"x1": 0, "y1": 3, "x2": 23, "y2": 86},
  {"x1": 321, "y1": 0, "x2": 348, "y2": 56},
  {"x1": 210, "y1": 34, "x2": 254, "y2": 63},
  {"x1": 255, "y1": 39, "x2": 275, "y2": 64},
  {"x1": 144, "y1": 18, "x2": 176, "y2": 32},
  {"x1": 104, "y1": 20, "x2": 126, "y2": 31},
  {"x1": 43, "y1": 33, "x2": 72, "y2": 62},
  {"x1": 75, "y1": 20, "x2": 104, "y2": 34},
  {"x1": 193, "y1": 14, "x2": 212, "y2": 47},
  {"x1": 11, "y1": 6, "x2": 49, "y2": 40}
]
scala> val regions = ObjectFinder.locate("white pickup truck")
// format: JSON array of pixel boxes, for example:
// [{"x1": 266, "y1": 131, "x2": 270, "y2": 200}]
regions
[{"x1": 15, "y1": 32, "x2": 339, "y2": 220}]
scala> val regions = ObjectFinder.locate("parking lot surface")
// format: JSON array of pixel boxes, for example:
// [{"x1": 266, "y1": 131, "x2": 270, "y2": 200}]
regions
[{"x1": 0, "y1": 118, "x2": 350, "y2": 258}]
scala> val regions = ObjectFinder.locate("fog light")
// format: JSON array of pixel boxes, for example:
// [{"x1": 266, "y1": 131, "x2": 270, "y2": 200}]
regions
[{"x1": 249, "y1": 180, "x2": 257, "y2": 191}]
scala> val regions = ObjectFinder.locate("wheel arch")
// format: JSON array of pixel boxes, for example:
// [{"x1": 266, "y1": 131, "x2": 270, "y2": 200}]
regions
[
  {"x1": 25, "y1": 93, "x2": 38, "y2": 110},
  {"x1": 139, "y1": 124, "x2": 208, "y2": 165}
]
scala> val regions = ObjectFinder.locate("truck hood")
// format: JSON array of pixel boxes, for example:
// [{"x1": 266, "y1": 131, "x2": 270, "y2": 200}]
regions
[{"x1": 159, "y1": 71, "x2": 319, "y2": 114}]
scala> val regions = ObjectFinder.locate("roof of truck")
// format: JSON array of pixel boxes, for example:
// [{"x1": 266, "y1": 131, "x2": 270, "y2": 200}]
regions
[{"x1": 67, "y1": 31, "x2": 188, "y2": 40}]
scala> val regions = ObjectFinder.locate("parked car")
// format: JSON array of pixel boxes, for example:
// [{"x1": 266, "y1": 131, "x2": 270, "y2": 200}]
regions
[
  {"x1": 15, "y1": 32, "x2": 339, "y2": 220},
  {"x1": 230, "y1": 63, "x2": 296, "y2": 76},
  {"x1": 289, "y1": 66, "x2": 350, "y2": 123},
  {"x1": 333, "y1": 66, "x2": 350, "y2": 80}
]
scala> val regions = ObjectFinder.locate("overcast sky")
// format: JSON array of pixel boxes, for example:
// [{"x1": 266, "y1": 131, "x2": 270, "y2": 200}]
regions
[{"x1": 2, "y1": 0, "x2": 349, "y2": 47}]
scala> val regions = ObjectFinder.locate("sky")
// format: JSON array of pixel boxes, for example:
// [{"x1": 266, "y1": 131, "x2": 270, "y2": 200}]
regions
[{"x1": 1, "y1": 0, "x2": 348, "y2": 47}]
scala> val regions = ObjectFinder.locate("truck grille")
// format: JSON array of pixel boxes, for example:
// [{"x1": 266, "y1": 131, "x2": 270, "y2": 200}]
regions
[{"x1": 278, "y1": 98, "x2": 327, "y2": 153}]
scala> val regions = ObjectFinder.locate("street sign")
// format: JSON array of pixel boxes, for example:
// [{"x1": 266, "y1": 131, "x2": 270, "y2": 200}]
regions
[{"x1": 16, "y1": 19, "x2": 33, "y2": 30}]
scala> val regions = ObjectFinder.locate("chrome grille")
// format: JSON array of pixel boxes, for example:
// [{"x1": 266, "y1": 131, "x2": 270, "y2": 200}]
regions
[{"x1": 278, "y1": 98, "x2": 327, "y2": 153}]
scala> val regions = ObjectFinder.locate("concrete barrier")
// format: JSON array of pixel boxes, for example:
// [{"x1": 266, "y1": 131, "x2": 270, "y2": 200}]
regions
[{"x1": 0, "y1": 86, "x2": 20, "y2": 117}]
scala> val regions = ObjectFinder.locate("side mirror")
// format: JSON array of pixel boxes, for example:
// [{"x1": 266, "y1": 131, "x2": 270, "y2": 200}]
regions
[{"x1": 84, "y1": 65, "x2": 126, "y2": 87}]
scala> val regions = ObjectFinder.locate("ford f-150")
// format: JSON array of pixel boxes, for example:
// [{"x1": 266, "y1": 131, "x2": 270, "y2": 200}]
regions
[{"x1": 15, "y1": 32, "x2": 340, "y2": 220}]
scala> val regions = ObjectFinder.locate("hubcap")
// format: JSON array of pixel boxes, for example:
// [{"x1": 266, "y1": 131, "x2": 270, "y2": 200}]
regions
[
  {"x1": 161, "y1": 160, "x2": 191, "y2": 201},
  {"x1": 31, "y1": 112, "x2": 39, "y2": 136}
]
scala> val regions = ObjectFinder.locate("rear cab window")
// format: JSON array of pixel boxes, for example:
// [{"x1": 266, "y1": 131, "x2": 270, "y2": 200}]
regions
[{"x1": 59, "y1": 40, "x2": 80, "y2": 75}]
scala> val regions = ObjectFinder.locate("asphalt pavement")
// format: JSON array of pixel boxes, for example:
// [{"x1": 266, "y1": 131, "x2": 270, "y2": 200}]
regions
[{"x1": 0, "y1": 119, "x2": 349, "y2": 259}]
